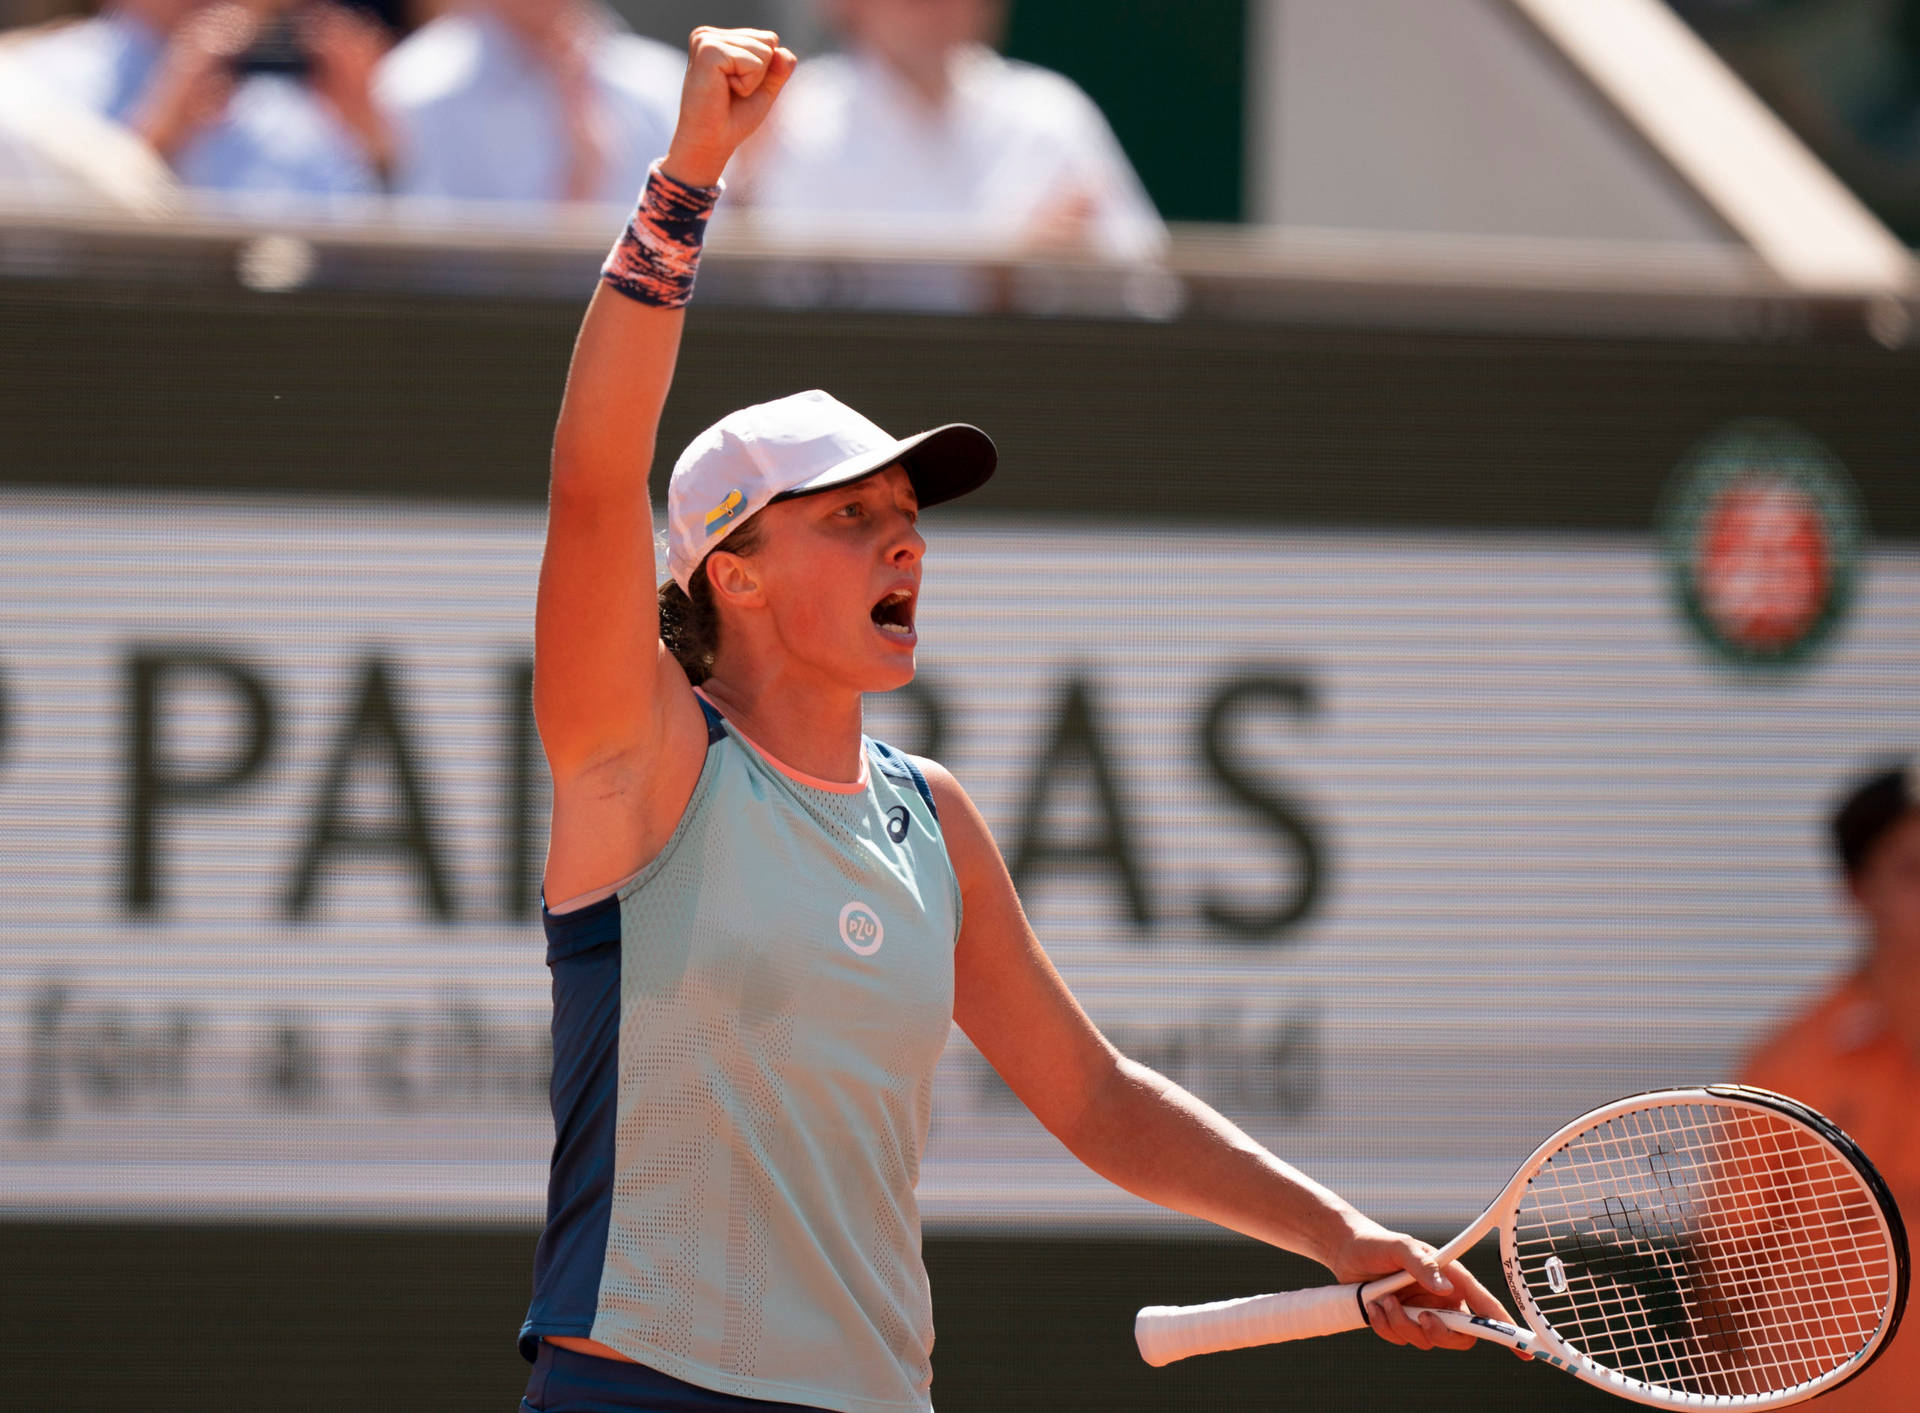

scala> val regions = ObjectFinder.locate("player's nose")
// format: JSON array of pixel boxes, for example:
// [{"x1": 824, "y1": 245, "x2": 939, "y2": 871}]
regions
[{"x1": 888, "y1": 514, "x2": 926, "y2": 565}]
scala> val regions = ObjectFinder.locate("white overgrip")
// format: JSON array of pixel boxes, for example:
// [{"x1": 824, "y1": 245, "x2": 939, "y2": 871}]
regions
[{"x1": 1134, "y1": 1282, "x2": 1369, "y2": 1367}]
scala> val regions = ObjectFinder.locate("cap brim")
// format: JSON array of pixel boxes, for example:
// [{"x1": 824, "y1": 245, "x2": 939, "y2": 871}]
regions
[{"x1": 771, "y1": 423, "x2": 997, "y2": 510}]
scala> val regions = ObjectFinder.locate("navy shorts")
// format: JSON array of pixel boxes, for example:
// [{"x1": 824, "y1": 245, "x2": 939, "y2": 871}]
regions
[{"x1": 520, "y1": 1341, "x2": 834, "y2": 1413}]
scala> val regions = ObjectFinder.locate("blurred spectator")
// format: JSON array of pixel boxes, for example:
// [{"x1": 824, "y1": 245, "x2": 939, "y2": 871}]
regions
[
  {"x1": 733, "y1": 0, "x2": 1167, "y2": 264},
  {"x1": 1742, "y1": 761, "x2": 1918, "y2": 1411},
  {"x1": 375, "y1": 0, "x2": 679, "y2": 207},
  {"x1": 10, "y1": 1, "x2": 394, "y2": 201},
  {"x1": 0, "y1": 47, "x2": 178, "y2": 210},
  {"x1": 0, "y1": 0, "x2": 90, "y2": 24},
  {"x1": 617, "y1": 1, "x2": 827, "y2": 63}
]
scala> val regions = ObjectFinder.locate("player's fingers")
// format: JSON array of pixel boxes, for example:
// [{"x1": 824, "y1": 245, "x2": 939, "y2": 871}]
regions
[
  {"x1": 1421, "y1": 1310, "x2": 1481, "y2": 1352},
  {"x1": 728, "y1": 55, "x2": 773, "y2": 98},
  {"x1": 688, "y1": 24, "x2": 779, "y2": 51},
  {"x1": 763, "y1": 47, "x2": 798, "y2": 99},
  {"x1": 1443, "y1": 1260, "x2": 1533, "y2": 1360},
  {"x1": 1443, "y1": 1260, "x2": 1508, "y2": 1320},
  {"x1": 718, "y1": 44, "x2": 770, "y2": 83},
  {"x1": 1395, "y1": 1239, "x2": 1454, "y2": 1299},
  {"x1": 732, "y1": 47, "x2": 797, "y2": 129},
  {"x1": 710, "y1": 36, "x2": 776, "y2": 94},
  {"x1": 1363, "y1": 1296, "x2": 1408, "y2": 1348},
  {"x1": 686, "y1": 30, "x2": 774, "y2": 99},
  {"x1": 1369, "y1": 1293, "x2": 1438, "y2": 1351},
  {"x1": 715, "y1": 36, "x2": 775, "y2": 69}
]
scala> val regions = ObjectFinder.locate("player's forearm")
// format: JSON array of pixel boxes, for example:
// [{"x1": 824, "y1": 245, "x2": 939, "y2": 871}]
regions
[
  {"x1": 550, "y1": 32, "x2": 760, "y2": 504},
  {"x1": 1063, "y1": 1054, "x2": 1366, "y2": 1268},
  {"x1": 549, "y1": 288, "x2": 684, "y2": 503}
]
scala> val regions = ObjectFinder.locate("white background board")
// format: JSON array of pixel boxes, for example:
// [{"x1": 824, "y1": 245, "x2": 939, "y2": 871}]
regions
[{"x1": 1, "y1": 489, "x2": 1911, "y2": 1228}]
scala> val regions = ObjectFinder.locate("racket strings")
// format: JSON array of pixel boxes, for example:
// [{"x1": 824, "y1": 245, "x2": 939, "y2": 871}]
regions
[
  {"x1": 1510, "y1": 1101, "x2": 1894, "y2": 1401},
  {"x1": 1563, "y1": 1111, "x2": 1887, "y2": 1396},
  {"x1": 1525, "y1": 1109, "x2": 1888, "y2": 1395}
]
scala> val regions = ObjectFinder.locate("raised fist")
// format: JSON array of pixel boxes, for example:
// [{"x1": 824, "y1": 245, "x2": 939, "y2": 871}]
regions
[{"x1": 661, "y1": 27, "x2": 797, "y2": 189}]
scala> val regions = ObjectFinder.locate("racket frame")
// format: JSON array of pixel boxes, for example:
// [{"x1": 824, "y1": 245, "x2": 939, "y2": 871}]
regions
[
  {"x1": 1136, "y1": 1085, "x2": 1908, "y2": 1410},
  {"x1": 1483, "y1": 1085, "x2": 1908, "y2": 1408}
]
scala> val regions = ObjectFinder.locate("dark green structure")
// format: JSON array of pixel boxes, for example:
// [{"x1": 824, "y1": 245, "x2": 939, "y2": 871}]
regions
[{"x1": 1005, "y1": 0, "x2": 1249, "y2": 223}]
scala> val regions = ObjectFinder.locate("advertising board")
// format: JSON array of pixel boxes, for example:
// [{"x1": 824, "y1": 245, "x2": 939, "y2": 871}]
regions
[{"x1": 3, "y1": 488, "x2": 1911, "y2": 1227}]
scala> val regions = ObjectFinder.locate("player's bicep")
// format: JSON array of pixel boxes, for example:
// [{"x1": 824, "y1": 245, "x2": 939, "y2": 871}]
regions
[
  {"x1": 532, "y1": 268, "x2": 698, "y2": 771},
  {"x1": 532, "y1": 475, "x2": 681, "y2": 773},
  {"x1": 929, "y1": 763, "x2": 1118, "y2": 1143}
]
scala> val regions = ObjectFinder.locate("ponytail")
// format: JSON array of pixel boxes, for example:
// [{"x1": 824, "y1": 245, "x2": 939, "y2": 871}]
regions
[{"x1": 658, "y1": 576, "x2": 718, "y2": 684}]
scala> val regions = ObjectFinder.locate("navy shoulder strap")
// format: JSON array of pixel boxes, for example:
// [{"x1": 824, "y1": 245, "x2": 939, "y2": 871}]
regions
[
  {"x1": 695, "y1": 693, "x2": 728, "y2": 745},
  {"x1": 901, "y1": 755, "x2": 939, "y2": 821},
  {"x1": 867, "y1": 738, "x2": 939, "y2": 821}
]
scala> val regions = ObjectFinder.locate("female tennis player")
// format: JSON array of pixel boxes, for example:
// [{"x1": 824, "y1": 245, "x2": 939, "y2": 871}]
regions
[{"x1": 520, "y1": 26, "x2": 1517, "y2": 1413}]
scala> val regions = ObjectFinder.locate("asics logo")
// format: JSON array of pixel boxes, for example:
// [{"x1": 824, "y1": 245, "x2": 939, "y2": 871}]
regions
[
  {"x1": 885, "y1": 805, "x2": 911, "y2": 843},
  {"x1": 838, "y1": 901, "x2": 884, "y2": 956}
]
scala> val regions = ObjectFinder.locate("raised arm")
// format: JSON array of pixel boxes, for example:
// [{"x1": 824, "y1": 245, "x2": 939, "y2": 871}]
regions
[
  {"x1": 535, "y1": 29, "x2": 794, "y2": 901},
  {"x1": 927, "y1": 760, "x2": 1519, "y2": 1353}
]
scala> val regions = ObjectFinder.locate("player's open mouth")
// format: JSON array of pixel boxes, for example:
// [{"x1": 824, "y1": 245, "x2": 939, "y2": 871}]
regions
[{"x1": 870, "y1": 587, "x2": 916, "y2": 638}]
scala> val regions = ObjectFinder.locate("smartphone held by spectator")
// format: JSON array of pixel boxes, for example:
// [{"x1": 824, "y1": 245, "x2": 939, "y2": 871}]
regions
[{"x1": 10, "y1": 0, "x2": 395, "y2": 203}]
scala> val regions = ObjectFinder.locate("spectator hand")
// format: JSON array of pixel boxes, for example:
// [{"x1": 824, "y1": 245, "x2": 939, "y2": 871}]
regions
[
  {"x1": 299, "y1": 2, "x2": 396, "y2": 181},
  {"x1": 1024, "y1": 187, "x2": 1098, "y2": 254},
  {"x1": 1321, "y1": 1220, "x2": 1530, "y2": 1357},
  {"x1": 130, "y1": 3, "x2": 254, "y2": 165},
  {"x1": 663, "y1": 27, "x2": 797, "y2": 190}
]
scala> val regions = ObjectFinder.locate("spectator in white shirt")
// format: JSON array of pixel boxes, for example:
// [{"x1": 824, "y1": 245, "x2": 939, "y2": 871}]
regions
[
  {"x1": 0, "y1": 49, "x2": 179, "y2": 212},
  {"x1": 733, "y1": 0, "x2": 1168, "y2": 270},
  {"x1": 14, "y1": 1, "x2": 393, "y2": 202},
  {"x1": 376, "y1": 0, "x2": 680, "y2": 208}
]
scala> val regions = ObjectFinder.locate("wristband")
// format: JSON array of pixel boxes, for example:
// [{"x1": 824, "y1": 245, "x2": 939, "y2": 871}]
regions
[{"x1": 601, "y1": 159, "x2": 723, "y2": 309}]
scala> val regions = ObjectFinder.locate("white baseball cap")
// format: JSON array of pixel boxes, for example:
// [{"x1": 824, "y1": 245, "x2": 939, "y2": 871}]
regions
[{"x1": 665, "y1": 389, "x2": 996, "y2": 593}]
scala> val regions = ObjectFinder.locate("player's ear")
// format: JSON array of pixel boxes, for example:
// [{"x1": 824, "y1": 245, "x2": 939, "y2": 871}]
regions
[{"x1": 706, "y1": 550, "x2": 765, "y2": 606}]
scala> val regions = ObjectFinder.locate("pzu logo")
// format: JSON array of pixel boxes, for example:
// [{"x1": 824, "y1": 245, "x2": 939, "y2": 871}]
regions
[
  {"x1": 884, "y1": 805, "x2": 911, "y2": 843},
  {"x1": 838, "y1": 901, "x2": 884, "y2": 956}
]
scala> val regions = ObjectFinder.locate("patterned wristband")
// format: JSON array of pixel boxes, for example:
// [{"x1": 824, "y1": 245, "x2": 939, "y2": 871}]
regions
[{"x1": 601, "y1": 160, "x2": 723, "y2": 309}]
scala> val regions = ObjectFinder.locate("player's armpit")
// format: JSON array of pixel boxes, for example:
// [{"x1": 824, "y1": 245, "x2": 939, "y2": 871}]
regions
[{"x1": 538, "y1": 660, "x2": 709, "y2": 908}]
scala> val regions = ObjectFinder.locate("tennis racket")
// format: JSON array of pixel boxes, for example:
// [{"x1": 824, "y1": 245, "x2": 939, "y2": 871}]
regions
[{"x1": 1136, "y1": 1086, "x2": 1907, "y2": 1408}]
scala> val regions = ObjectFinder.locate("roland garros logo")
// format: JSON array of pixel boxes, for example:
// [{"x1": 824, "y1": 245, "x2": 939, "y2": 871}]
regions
[{"x1": 1658, "y1": 420, "x2": 1865, "y2": 672}]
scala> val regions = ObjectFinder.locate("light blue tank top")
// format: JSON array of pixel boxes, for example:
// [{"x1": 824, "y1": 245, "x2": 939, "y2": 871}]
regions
[{"x1": 522, "y1": 696, "x2": 961, "y2": 1413}]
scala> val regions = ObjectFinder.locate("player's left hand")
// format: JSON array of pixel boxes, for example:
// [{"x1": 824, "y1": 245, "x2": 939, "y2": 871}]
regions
[{"x1": 1324, "y1": 1223, "x2": 1531, "y2": 1356}]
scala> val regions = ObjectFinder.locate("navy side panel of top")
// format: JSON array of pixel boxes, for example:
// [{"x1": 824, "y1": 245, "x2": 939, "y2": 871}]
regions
[{"x1": 521, "y1": 889, "x2": 623, "y2": 1360}]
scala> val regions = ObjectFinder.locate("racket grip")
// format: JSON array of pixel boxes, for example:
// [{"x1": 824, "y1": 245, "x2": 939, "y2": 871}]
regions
[{"x1": 1135, "y1": 1283, "x2": 1367, "y2": 1367}]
